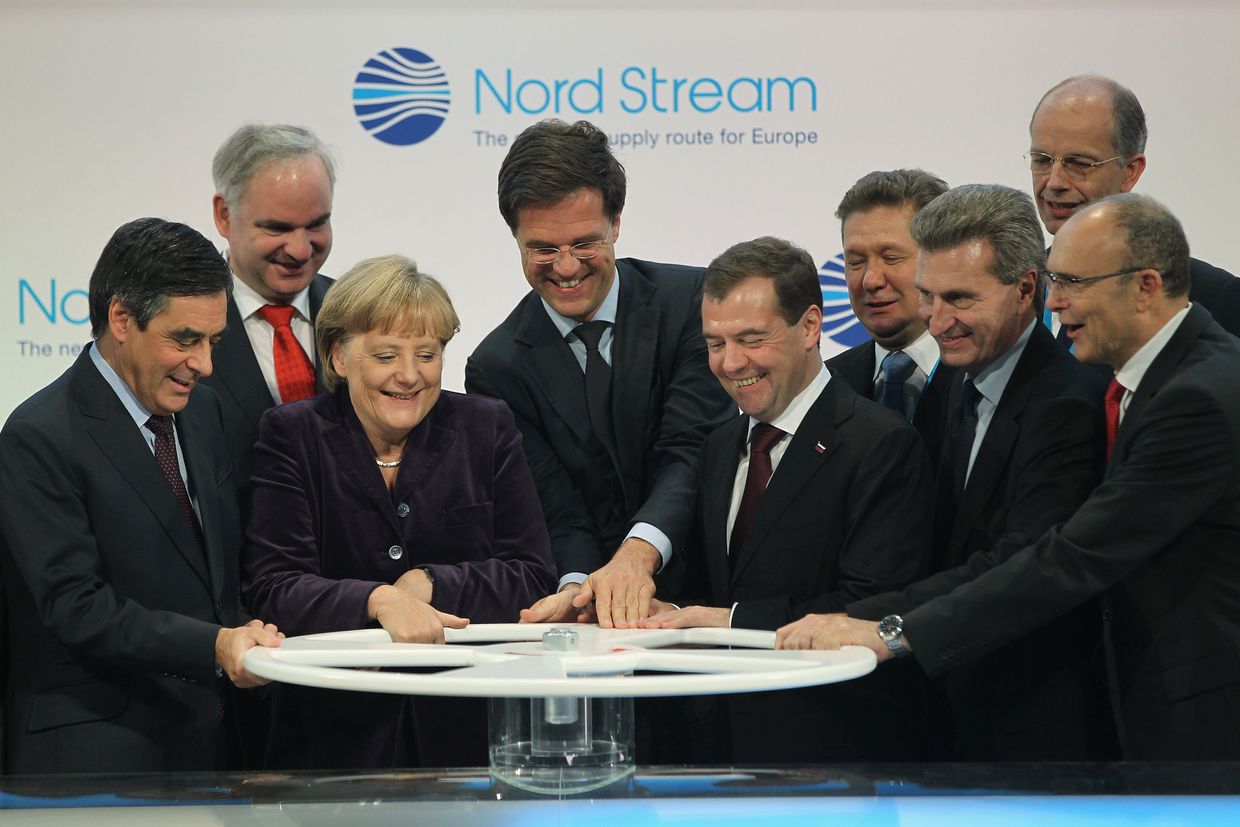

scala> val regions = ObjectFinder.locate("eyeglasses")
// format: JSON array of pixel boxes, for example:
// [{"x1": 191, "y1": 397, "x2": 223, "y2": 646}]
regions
[
  {"x1": 1045, "y1": 266, "x2": 1161, "y2": 292},
  {"x1": 524, "y1": 231, "x2": 613, "y2": 265},
  {"x1": 1025, "y1": 151, "x2": 1123, "y2": 180}
]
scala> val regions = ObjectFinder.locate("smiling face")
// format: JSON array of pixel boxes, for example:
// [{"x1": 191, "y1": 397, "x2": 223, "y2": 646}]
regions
[
  {"x1": 841, "y1": 203, "x2": 924, "y2": 349},
  {"x1": 1030, "y1": 85, "x2": 1145, "y2": 235},
  {"x1": 332, "y1": 328, "x2": 443, "y2": 450},
  {"x1": 915, "y1": 240, "x2": 1037, "y2": 376},
  {"x1": 514, "y1": 187, "x2": 619, "y2": 323},
  {"x1": 107, "y1": 292, "x2": 228, "y2": 416},
  {"x1": 702, "y1": 276, "x2": 822, "y2": 423},
  {"x1": 213, "y1": 154, "x2": 333, "y2": 303},
  {"x1": 1045, "y1": 209, "x2": 1143, "y2": 368}
]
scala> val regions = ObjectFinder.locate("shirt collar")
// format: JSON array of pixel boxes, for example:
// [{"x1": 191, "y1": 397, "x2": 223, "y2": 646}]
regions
[
  {"x1": 748, "y1": 362, "x2": 832, "y2": 439},
  {"x1": 88, "y1": 340, "x2": 154, "y2": 430},
  {"x1": 540, "y1": 265, "x2": 621, "y2": 340},
  {"x1": 971, "y1": 319, "x2": 1036, "y2": 406},
  {"x1": 871, "y1": 328, "x2": 939, "y2": 381},
  {"x1": 1115, "y1": 304, "x2": 1192, "y2": 393},
  {"x1": 227, "y1": 258, "x2": 313, "y2": 322}
]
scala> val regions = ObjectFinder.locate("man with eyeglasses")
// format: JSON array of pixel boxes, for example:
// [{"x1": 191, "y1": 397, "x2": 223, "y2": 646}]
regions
[
  {"x1": 1028, "y1": 75, "x2": 1240, "y2": 338},
  {"x1": 778, "y1": 192, "x2": 1240, "y2": 760},
  {"x1": 792, "y1": 185, "x2": 1111, "y2": 761},
  {"x1": 466, "y1": 119, "x2": 734, "y2": 634}
]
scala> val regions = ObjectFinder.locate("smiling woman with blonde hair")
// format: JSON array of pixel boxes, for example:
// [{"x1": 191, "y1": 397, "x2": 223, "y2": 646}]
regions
[{"x1": 242, "y1": 254, "x2": 555, "y2": 770}]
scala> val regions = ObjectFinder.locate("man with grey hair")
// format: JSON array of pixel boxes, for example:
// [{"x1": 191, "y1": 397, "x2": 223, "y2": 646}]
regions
[
  {"x1": 1029, "y1": 75, "x2": 1240, "y2": 337},
  {"x1": 826, "y1": 169, "x2": 959, "y2": 466},
  {"x1": 203, "y1": 124, "x2": 336, "y2": 491},
  {"x1": 780, "y1": 192, "x2": 1240, "y2": 760},
  {"x1": 805, "y1": 184, "x2": 1113, "y2": 760}
]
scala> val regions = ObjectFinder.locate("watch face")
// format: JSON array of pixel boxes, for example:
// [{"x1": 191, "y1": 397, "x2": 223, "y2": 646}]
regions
[{"x1": 878, "y1": 615, "x2": 902, "y2": 639}]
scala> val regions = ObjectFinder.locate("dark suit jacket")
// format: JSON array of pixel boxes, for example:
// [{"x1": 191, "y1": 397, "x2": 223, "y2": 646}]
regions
[
  {"x1": 1188, "y1": 256, "x2": 1240, "y2": 337},
  {"x1": 0, "y1": 346, "x2": 243, "y2": 773},
  {"x1": 825, "y1": 340, "x2": 961, "y2": 470},
  {"x1": 466, "y1": 258, "x2": 735, "y2": 579},
  {"x1": 201, "y1": 274, "x2": 332, "y2": 496},
  {"x1": 684, "y1": 378, "x2": 934, "y2": 762},
  {"x1": 242, "y1": 386, "x2": 557, "y2": 769},
  {"x1": 907, "y1": 305, "x2": 1240, "y2": 759},
  {"x1": 850, "y1": 323, "x2": 1115, "y2": 760}
]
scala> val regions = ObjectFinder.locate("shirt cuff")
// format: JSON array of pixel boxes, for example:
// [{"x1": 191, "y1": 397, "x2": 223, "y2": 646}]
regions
[
  {"x1": 558, "y1": 572, "x2": 588, "y2": 591},
  {"x1": 728, "y1": 602, "x2": 738, "y2": 628},
  {"x1": 626, "y1": 523, "x2": 672, "y2": 574}
]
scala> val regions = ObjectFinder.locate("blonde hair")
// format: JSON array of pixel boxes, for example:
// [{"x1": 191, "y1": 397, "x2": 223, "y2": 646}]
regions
[{"x1": 315, "y1": 254, "x2": 461, "y2": 390}]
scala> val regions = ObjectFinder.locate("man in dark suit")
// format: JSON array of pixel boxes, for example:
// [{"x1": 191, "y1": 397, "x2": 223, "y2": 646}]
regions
[
  {"x1": 844, "y1": 185, "x2": 1114, "y2": 760},
  {"x1": 0, "y1": 218, "x2": 282, "y2": 774},
  {"x1": 643, "y1": 236, "x2": 934, "y2": 762},
  {"x1": 780, "y1": 193, "x2": 1240, "y2": 760},
  {"x1": 466, "y1": 119, "x2": 734, "y2": 629},
  {"x1": 203, "y1": 124, "x2": 335, "y2": 492},
  {"x1": 826, "y1": 169, "x2": 958, "y2": 466},
  {"x1": 1028, "y1": 75, "x2": 1240, "y2": 337}
]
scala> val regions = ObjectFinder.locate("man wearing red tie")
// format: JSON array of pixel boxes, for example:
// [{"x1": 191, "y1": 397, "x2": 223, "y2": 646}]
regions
[
  {"x1": 779, "y1": 193, "x2": 1240, "y2": 760},
  {"x1": 204, "y1": 124, "x2": 335, "y2": 495}
]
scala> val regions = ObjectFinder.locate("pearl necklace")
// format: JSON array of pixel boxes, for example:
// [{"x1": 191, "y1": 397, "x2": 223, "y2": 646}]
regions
[{"x1": 375, "y1": 457, "x2": 402, "y2": 468}]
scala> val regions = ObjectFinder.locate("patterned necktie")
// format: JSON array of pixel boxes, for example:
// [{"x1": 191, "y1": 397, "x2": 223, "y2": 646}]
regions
[
  {"x1": 729, "y1": 423, "x2": 786, "y2": 555},
  {"x1": 146, "y1": 415, "x2": 199, "y2": 532},
  {"x1": 573, "y1": 320, "x2": 615, "y2": 451},
  {"x1": 878, "y1": 350, "x2": 917, "y2": 418},
  {"x1": 256, "y1": 304, "x2": 316, "y2": 403},
  {"x1": 1104, "y1": 378, "x2": 1125, "y2": 459}
]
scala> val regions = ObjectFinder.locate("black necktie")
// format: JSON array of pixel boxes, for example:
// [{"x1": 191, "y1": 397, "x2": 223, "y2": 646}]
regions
[
  {"x1": 573, "y1": 321, "x2": 615, "y2": 452},
  {"x1": 146, "y1": 415, "x2": 199, "y2": 532},
  {"x1": 947, "y1": 378, "x2": 982, "y2": 498}
]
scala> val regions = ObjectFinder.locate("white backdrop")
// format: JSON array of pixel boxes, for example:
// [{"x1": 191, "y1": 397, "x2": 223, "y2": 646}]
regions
[{"x1": 3, "y1": 0, "x2": 1238, "y2": 419}]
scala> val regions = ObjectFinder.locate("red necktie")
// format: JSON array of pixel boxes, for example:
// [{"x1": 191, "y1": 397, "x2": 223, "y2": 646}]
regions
[
  {"x1": 1104, "y1": 378, "x2": 1125, "y2": 459},
  {"x1": 729, "y1": 423, "x2": 785, "y2": 554},
  {"x1": 256, "y1": 304, "x2": 316, "y2": 403},
  {"x1": 146, "y1": 415, "x2": 199, "y2": 532}
]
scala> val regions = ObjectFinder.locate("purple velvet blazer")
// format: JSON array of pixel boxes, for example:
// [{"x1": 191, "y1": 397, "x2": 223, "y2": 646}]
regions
[{"x1": 241, "y1": 385, "x2": 556, "y2": 769}]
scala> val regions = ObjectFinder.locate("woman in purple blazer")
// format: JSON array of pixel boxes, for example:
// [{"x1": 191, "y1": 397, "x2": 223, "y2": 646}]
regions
[{"x1": 242, "y1": 255, "x2": 556, "y2": 769}]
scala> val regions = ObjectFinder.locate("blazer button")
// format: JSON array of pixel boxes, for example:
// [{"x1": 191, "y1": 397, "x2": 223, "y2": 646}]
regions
[
  {"x1": 397, "y1": 503, "x2": 410, "y2": 518},
  {"x1": 388, "y1": 545, "x2": 404, "y2": 560}
]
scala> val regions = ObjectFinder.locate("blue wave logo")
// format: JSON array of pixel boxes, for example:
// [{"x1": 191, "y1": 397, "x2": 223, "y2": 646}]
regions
[
  {"x1": 353, "y1": 47, "x2": 450, "y2": 146},
  {"x1": 819, "y1": 254, "x2": 867, "y2": 347}
]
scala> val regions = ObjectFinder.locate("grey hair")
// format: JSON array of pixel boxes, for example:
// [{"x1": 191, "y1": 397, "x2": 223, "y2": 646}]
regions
[
  {"x1": 1033, "y1": 75, "x2": 1148, "y2": 158},
  {"x1": 910, "y1": 184, "x2": 1047, "y2": 285},
  {"x1": 212, "y1": 124, "x2": 336, "y2": 207}
]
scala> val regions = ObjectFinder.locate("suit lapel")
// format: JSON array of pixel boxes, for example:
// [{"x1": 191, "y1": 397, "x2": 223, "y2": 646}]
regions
[
  {"x1": 1111, "y1": 305, "x2": 1209, "y2": 472},
  {"x1": 951, "y1": 326, "x2": 1052, "y2": 550},
  {"x1": 321, "y1": 390, "x2": 401, "y2": 524},
  {"x1": 701, "y1": 415, "x2": 748, "y2": 600},
  {"x1": 70, "y1": 352, "x2": 211, "y2": 589},
  {"x1": 826, "y1": 342, "x2": 876, "y2": 399},
  {"x1": 213, "y1": 296, "x2": 276, "y2": 419},
  {"x1": 610, "y1": 261, "x2": 659, "y2": 491},
  {"x1": 309, "y1": 274, "x2": 332, "y2": 395},
  {"x1": 730, "y1": 382, "x2": 843, "y2": 586},
  {"x1": 177, "y1": 403, "x2": 226, "y2": 599},
  {"x1": 513, "y1": 295, "x2": 595, "y2": 448}
]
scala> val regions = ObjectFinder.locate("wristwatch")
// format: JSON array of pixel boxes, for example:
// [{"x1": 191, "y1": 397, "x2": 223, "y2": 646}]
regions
[{"x1": 877, "y1": 614, "x2": 909, "y2": 657}]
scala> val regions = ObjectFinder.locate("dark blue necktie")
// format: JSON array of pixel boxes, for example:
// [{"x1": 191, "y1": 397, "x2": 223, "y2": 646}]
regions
[{"x1": 878, "y1": 350, "x2": 917, "y2": 418}]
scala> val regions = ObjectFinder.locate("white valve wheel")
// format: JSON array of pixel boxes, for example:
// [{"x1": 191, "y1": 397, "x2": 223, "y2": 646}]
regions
[{"x1": 244, "y1": 623, "x2": 876, "y2": 698}]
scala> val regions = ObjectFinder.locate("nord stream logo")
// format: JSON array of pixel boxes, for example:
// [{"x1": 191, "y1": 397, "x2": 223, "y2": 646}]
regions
[
  {"x1": 819, "y1": 254, "x2": 867, "y2": 348},
  {"x1": 352, "y1": 48, "x2": 450, "y2": 146}
]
